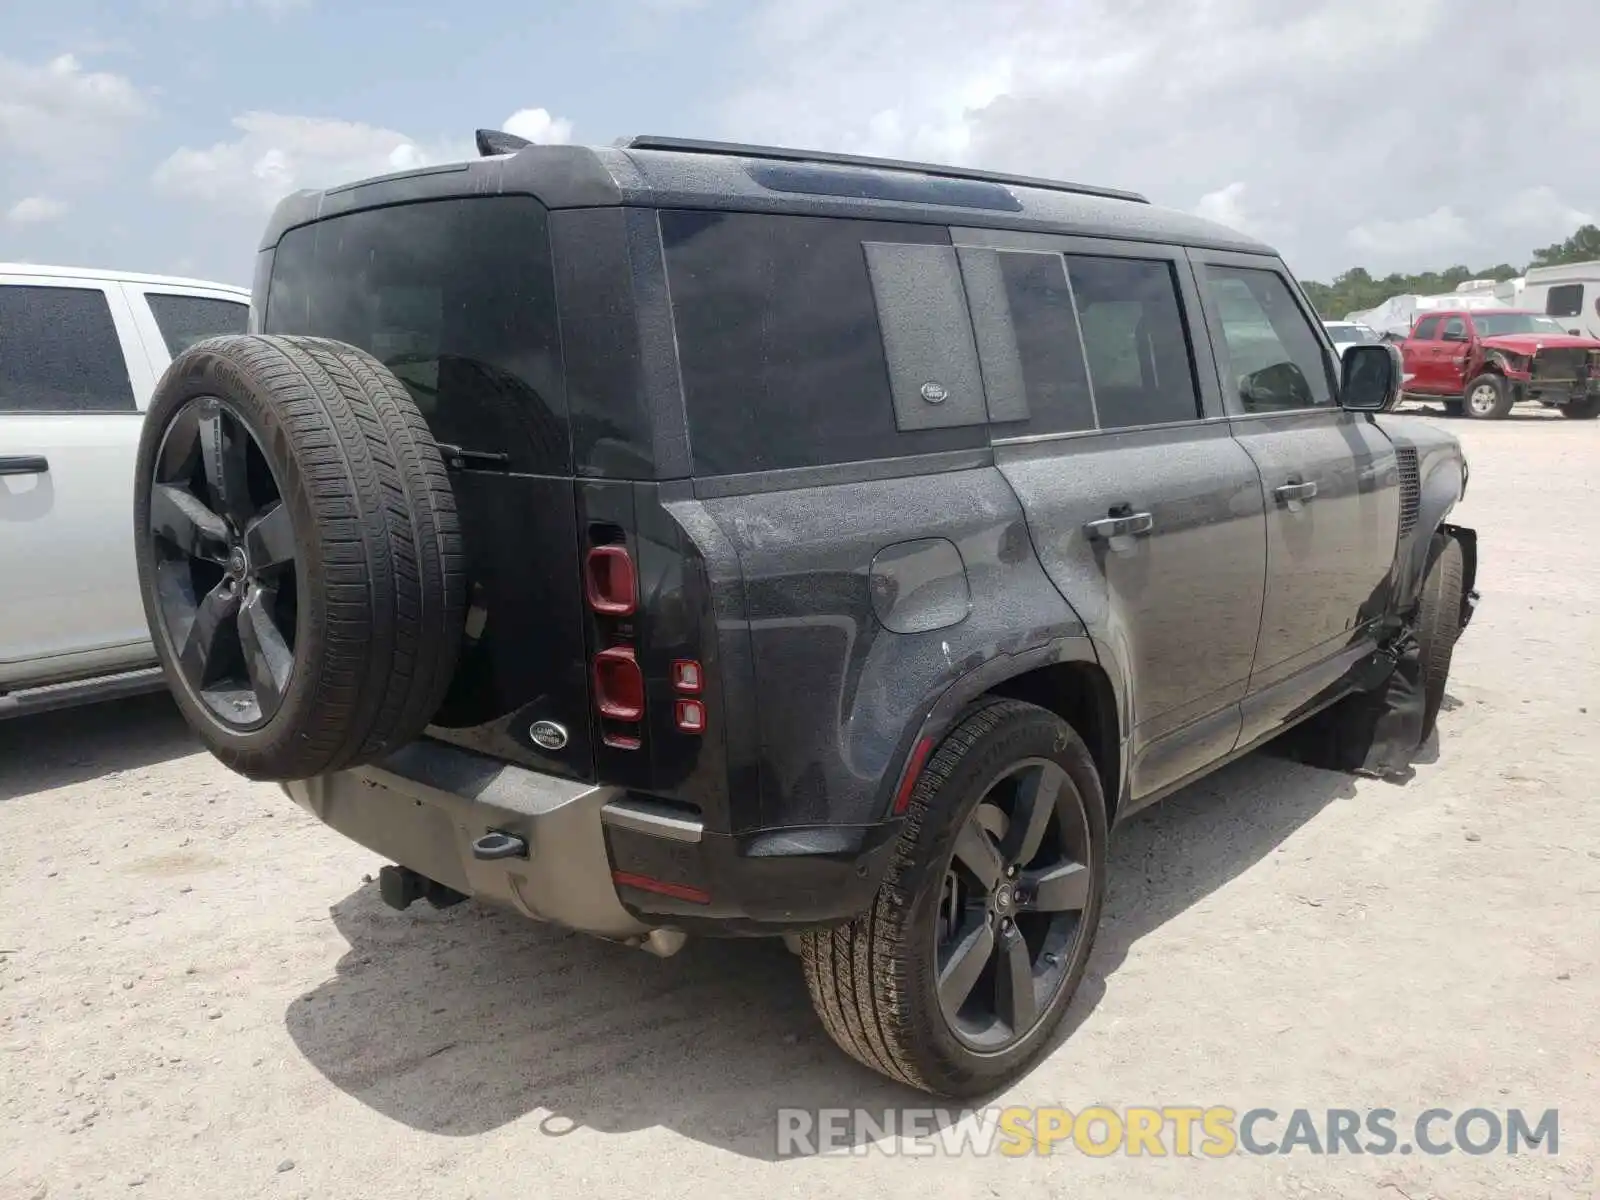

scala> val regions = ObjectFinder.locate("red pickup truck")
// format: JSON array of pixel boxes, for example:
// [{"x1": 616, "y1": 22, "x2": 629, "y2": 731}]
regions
[{"x1": 1399, "y1": 308, "x2": 1600, "y2": 419}]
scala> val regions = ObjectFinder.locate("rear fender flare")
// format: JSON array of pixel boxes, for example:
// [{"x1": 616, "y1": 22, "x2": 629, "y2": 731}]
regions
[{"x1": 877, "y1": 634, "x2": 1123, "y2": 820}]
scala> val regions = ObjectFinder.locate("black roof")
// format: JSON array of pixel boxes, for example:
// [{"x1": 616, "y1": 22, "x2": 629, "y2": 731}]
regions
[{"x1": 257, "y1": 138, "x2": 1276, "y2": 257}]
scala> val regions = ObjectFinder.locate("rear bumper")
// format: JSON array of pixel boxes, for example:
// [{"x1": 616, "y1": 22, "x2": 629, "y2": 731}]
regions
[
  {"x1": 283, "y1": 738, "x2": 902, "y2": 940},
  {"x1": 284, "y1": 740, "x2": 649, "y2": 941}
]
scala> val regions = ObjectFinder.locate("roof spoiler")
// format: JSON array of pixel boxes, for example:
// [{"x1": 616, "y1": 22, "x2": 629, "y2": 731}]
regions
[{"x1": 475, "y1": 129, "x2": 532, "y2": 157}]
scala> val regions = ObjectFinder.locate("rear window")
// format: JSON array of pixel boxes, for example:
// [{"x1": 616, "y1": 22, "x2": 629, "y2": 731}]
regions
[
  {"x1": 146, "y1": 294, "x2": 248, "y2": 356},
  {"x1": 263, "y1": 196, "x2": 568, "y2": 474},
  {"x1": 661, "y1": 210, "x2": 986, "y2": 475}
]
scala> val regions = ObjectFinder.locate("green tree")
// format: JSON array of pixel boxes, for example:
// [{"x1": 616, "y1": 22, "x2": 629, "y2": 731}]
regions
[{"x1": 1528, "y1": 224, "x2": 1600, "y2": 268}]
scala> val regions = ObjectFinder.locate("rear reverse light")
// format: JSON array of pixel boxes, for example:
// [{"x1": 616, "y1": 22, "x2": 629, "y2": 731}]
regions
[
  {"x1": 672, "y1": 659, "x2": 703, "y2": 693},
  {"x1": 594, "y1": 646, "x2": 644, "y2": 721},
  {"x1": 585, "y1": 545, "x2": 637, "y2": 615},
  {"x1": 674, "y1": 698, "x2": 706, "y2": 734}
]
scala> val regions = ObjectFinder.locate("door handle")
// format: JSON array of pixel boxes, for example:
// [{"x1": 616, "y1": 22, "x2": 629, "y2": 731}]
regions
[
  {"x1": 0, "y1": 455, "x2": 49, "y2": 476},
  {"x1": 1084, "y1": 511, "x2": 1154, "y2": 540},
  {"x1": 1274, "y1": 480, "x2": 1318, "y2": 511}
]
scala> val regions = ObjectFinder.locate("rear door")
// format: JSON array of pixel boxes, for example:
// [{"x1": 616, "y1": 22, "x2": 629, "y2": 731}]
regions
[
  {"x1": 1189, "y1": 250, "x2": 1401, "y2": 746},
  {"x1": 955, "y1": 230, "x2": 1267, "y2": 804},
  {"x1": 260, "y1": 195, "x2": 597, "y2": 780},
  {"x1": 0, "y1": 275, "x2": 159, "y2": 686},
  {"x1": 1405, "y1": 315, "x2": 1444, "y2": 393}
]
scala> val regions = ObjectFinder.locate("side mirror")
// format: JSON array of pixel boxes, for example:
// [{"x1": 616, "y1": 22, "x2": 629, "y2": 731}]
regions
[
  {"x1": 1341, "y1": 343, "x2": 1404, "y2": 413},
  {"x1": 1441, "y1": 329, "x2": 1468, "y2": 343}
]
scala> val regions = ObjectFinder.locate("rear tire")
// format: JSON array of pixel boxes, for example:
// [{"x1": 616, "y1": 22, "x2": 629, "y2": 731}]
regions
[
  {"x1": 133, "y1": 334, "x2": 466, "y2": 781},
  {"x1": 801, "y1": 699, "x2": 1107, "y2": 1098},
  {"x1": 1560, "y1": 395, "x2": 1600, "y2": 419},
  {"x1": 1464, "y1": 374, "x2": 1512, "y2": 419},
  {"x1": 1416, "y1": 534, "x2": 1465, "y2": 741}
]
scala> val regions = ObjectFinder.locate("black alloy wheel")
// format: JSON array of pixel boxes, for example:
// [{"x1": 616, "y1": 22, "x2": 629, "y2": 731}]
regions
[
  {"x1": 147, "y1": 396, "x2": 298, "y2": 730},
  {"x1": 936, "y1": 757, "x2": 1094, "y2": 1052}
]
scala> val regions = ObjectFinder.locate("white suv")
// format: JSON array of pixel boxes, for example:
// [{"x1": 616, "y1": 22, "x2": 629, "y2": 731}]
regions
[{"x1": 1, "y1": 264, "x2": 250, "y2": 717}]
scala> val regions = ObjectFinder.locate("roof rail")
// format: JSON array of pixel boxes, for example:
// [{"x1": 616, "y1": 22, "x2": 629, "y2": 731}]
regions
[{"x1": 621, "y1": 135, "x2": 1149, "y2": 205}]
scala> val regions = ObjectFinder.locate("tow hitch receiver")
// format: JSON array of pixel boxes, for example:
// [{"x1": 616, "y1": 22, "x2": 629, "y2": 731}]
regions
[{"x1": 377, "y1": 864, "x2": 468, "y2": 911}]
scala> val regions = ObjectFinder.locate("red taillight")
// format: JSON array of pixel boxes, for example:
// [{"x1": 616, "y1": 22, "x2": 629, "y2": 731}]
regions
[
  {"x1": 674, "y1": 698, "x2": 706, "y2": 734},
  {"x1": 594, "y1": 646, "x2": 644, "y2": 721},
  {"x1": 585, "y1": 545, "x2": 636, "y2": 615},
  {"x1": 672, "y1": 659, "x2": 703, "y2": 693}
]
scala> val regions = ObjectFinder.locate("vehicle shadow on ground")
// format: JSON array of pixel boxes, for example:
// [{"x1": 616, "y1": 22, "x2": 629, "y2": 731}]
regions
[
  {"x1": 284, "y1": 749, "x2": 1366, "y2": 1160},
  {"x1": 1399, "y1": 403, "x2": 1565, "y2": 422},
  {"x1": 0, "y1": 692, "x2": 197, "y2": 801}
]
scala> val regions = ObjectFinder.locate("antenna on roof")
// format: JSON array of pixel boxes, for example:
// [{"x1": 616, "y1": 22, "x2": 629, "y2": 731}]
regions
[{"x1": 475, "y1": 129, "x2": 532, "y2": 157}]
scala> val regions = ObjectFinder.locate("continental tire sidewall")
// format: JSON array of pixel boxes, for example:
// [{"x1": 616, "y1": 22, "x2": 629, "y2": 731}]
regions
[{"x1": 135, "y1": 344, "x2": 333, "y2": 765}]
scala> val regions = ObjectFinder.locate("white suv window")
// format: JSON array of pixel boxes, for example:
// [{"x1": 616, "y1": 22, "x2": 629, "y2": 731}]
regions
[
  {"x1": 145, "y1": 293, "x2": 249, "y2": 356},
  {"x1": 0, "y1": 285, "x2": 135, "y2": 413}
]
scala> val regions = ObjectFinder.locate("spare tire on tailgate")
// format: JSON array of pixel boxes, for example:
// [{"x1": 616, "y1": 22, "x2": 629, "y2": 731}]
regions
[{"x1": 133, "y1": 334, "x2": 466, "y2": 781}]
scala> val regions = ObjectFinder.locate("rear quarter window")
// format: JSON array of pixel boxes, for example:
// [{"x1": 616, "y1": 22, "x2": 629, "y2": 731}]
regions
[
  {"x1": 145, "y1": 293, "x2": 249, "y2": 356},
  {"x1": 661, "y1": 210, "x2": 987, "y2": 476}
]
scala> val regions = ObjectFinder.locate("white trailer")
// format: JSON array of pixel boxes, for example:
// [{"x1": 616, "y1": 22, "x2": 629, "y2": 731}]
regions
[{"x1": 1517, "y1": 261, "x2": 1600, "y2": 339}]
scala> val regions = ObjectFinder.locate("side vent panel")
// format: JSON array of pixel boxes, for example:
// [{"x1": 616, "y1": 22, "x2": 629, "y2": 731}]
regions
[{"x1": 1397, "y1": 446, "x2": 1420, "y2": 536}]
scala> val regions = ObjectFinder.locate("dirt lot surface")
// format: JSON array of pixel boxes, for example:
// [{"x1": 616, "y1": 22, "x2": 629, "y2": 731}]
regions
[{"x1": 3, "y1": 407, "x2": 1597, "y2": 1200}]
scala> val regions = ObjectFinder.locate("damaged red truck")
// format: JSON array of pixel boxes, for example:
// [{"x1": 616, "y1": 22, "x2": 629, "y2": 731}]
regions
[{"x1": 1398, "y1": 309, "x2": 1600, "y2": 420}]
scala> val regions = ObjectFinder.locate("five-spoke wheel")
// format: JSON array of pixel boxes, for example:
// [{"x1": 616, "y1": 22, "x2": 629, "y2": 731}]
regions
[
  {"x1": 148, "y1": 397, "x2": 298, "y2": 729},
  {"x1": 937, "y1": 758, "x2": 1094, "y2": 1050}
]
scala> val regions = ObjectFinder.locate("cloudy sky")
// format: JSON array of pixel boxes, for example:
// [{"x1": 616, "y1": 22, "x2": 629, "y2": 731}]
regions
[{"x1": 2, "y1": 0, "x2": 1594, "y2": 287}]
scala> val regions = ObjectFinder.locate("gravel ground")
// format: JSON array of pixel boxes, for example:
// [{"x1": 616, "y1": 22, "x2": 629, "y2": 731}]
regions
[{"x1": 2, "y1": 407, "x2": 1597, "y2": 1200}]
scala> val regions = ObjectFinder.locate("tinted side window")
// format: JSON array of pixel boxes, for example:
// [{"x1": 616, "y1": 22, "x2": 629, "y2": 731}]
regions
[
  {"x1": 1413, "y1": 316, "x2": 1442, "y2": 340},
  {"x1": 146, "y1": 294, "x2": 249, "y2": 356},
  {"x1": 1201, "y1": 266, "x2": 1333, "y2": 414},
  {"x1": 1547, "y1": 283, "x2": 1584, "y2": 319},
  {"x1": 1067, "y1": 255, "x2": 1200, "y2": 428},
  {"x1": 992, "y1": 250, "x2": 1096, "y2": 435},
  {"x1": 265, "y1": 196, "x2": 569, "y2": 474},
  {"x1": 661, "y1": 210, "x2": 984, "y2": 475},
  {"x1": 0, "y1": 285, "x2": 134, "y2": 413}
]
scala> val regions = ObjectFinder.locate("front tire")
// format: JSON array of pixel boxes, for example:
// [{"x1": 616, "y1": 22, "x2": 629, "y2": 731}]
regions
[
  {"x1": 1416, "y1": 534, "x2": 1466, "y2": 741},
  {"x1": 1464, "y1": 373, "x2": 1512, "y2": 419},
  {"x1": 801, "y1": 699, "x2": 1107, "y2": 1098}
]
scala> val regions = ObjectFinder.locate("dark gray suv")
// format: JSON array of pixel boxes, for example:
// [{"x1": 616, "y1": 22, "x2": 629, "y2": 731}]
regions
[{"x1": 132, "y1": 133, "x2": 1479, "y2": 1097}]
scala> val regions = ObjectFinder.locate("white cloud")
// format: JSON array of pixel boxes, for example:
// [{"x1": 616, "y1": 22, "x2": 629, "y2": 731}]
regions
[
  {"x1": 5, "y1": 196, "x2": 68, "y2": 224},
  {"x1": 1495, "y1": 187, "x2": 1594, "y2": 238},
  {"x1": 1346, "y1": 207, "x2": 1473, "y2": 258},
  {"x1": 0, "y1": 53, "x2": 149, "y2": 162},
  {"x1": 713, "y1": 0, "x2": 1600, "y2": 277},
  {"x1": 502, "y1": 108, "x2": 574, "y2": 146},
  {"x1": 153, "y1": 105, "x2": 577, "y2": 214},
  {"x1": 144, "y1": 0, "x2": 309, "y2": 14},
  {"x1": 151, "y1": 112, "x2": 468, "y2": 211}
]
